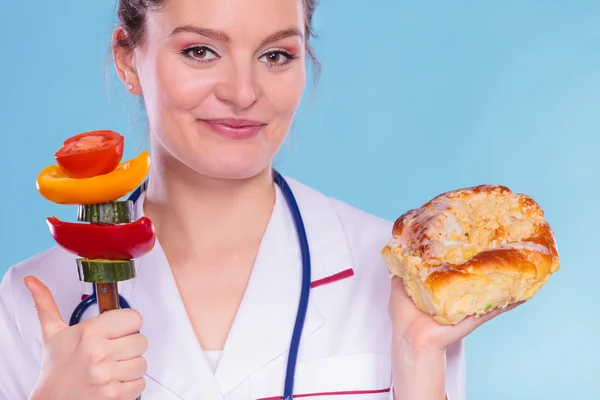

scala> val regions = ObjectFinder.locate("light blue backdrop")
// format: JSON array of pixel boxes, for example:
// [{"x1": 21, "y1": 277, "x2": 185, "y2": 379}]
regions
[{"x1": 1, "y1": 1, "x2": 597, "y2": 398}]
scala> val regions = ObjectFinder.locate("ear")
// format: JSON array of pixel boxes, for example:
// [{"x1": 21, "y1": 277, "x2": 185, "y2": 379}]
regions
[{"x1": 111, "y1": 26, "x2": 142, "y2": 95}]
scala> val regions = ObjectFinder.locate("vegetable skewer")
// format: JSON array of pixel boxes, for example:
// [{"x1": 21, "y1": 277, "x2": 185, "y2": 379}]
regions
[{"x1": 36, "y1": 130, "x2": 155, "y2": 400}]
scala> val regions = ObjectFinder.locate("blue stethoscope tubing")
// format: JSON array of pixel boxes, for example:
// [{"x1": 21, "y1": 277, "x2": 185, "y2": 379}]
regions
[{"x1": 68, "y1": 169, "x2": 311, "y2": 400}]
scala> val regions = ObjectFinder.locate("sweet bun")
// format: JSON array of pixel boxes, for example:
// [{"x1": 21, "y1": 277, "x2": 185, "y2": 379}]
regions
[{"x1": 381, "y1": 184, "x2": 559, "y2": 325}]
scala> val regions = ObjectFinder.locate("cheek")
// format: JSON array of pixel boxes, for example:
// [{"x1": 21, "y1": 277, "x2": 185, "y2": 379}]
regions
[
  {"x1": 153, "y1": 54, "x2": 215, "y2": 112},
  {"x1": 264, "y1": 67, "x2": 306, "y2": 118},
  {"x1": 259, "y1": 67, "x2": 306, "y2": 150}
]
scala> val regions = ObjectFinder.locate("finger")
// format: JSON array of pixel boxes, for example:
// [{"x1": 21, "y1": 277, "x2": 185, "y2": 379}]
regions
[
  {"x1": 453, "y1": 300, "x2": 526, "y2": 337},
  {"x1": 87, "y1": 308, "x2": 144, "y2": 339},
  {"x1": 23, "y1": 276, "x2": 67, "y2": 343},
  {"x1": 115, "y1": 357, "x2": 147, "y2": 382},
  {"x1": 119, "y1": 377, "x2": 146, "y2": 399},
  {"x1": 389, "y1": 275, "x2": 428, "y2": 323},
  {"x1": 110, "y1": 333, "x2": 149, "y2": 361},
  {"x1": 476, "y1": 300, "x2": 526, "y2": 324},
  {"x1": 389, "y1": 276, "x2": 415, "y2": 310}
]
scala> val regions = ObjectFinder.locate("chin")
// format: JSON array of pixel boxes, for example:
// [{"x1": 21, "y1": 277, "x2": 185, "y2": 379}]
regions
[{"x1": 181, "y1": 143, "x2": 274, "y2": 181}]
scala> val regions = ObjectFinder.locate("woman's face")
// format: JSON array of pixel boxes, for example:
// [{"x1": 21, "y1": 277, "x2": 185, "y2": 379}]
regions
[{"x1": 128, "y1": 0, "x2": 307, "y2": 180}]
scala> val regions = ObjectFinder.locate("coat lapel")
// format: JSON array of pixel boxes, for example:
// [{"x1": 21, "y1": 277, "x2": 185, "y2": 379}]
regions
[
  {"x1": 214, "y1": 185, "x2": 324, "y2": 395},
  {"x1": 282, "y1": 178, "x2": 356, "y2": 285},
  {"x1": 216, "y1": 177, "x2": 356, "y2": 395},
  {"x1": 122, "y1": 194, "x2": 224, "y2": 400}
]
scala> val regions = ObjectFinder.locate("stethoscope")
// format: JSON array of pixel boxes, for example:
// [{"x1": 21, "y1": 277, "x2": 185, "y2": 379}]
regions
[{"x1": 69, "y1": 169, "x2": 311, "y2": 400}]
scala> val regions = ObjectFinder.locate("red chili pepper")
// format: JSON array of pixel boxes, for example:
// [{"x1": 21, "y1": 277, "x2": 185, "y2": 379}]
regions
[{"x1": 46, "y1": 216, "x2": 156, "y2": 260}]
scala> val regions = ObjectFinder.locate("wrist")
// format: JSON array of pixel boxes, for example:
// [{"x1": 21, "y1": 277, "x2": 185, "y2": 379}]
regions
[
  {"x1": 392, "y1": 340, "x2": 447, "y2": 400},
  {"x1": 392, "y1": 339, "x2": 446, "y2": 372},
  {"x1": 29, "y1": 381, "x2": 51, "y2": 400},
  {"x1": 393, "y1": 331, "x2": 447, "y2": 358},
  {"x1": 29, "y1": 392, "x2": 44, "y2": 400}
]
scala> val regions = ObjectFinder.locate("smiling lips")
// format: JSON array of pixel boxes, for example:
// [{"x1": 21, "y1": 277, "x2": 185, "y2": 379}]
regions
[{"x1": 199, "y1": 118, "x2": 266, "y2": 139}]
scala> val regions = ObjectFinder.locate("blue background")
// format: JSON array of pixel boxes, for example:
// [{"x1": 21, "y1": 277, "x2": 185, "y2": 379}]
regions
[{"x1": 1, "y1": 1, "x2": 598, "y2": 398}]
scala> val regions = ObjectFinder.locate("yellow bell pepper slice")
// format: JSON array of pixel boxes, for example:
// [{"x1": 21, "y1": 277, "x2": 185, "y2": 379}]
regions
[{"x1": 36, "y1": 151, "x2": 151, "y2": 205}]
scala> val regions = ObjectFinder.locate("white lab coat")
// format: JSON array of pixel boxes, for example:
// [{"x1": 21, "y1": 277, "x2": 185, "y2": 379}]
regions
[{"x1": 0, "y1": 177, "x2": 465, "y2": 400}]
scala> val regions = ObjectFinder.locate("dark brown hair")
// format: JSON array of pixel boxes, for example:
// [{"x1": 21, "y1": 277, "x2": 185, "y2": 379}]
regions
[{"x1": 115, "y1": 0, "x2": 320, "y2": 74}]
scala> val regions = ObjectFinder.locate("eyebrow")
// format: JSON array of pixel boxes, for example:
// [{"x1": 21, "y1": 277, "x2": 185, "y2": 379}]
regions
[
  {"x1": 259, "y1": 27, "x2": 304, "y2": 47},
  {"x1": 169, "y1": 25, "x2": 304, "y2": 46},
  {"x1": 170, "y1": 25, "x2": 230, "y2": 41}
]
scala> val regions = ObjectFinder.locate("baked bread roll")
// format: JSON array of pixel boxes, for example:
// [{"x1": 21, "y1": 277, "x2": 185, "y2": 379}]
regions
[{"x1": 381, "y1": 184, "x2": 559, "y2": 325}]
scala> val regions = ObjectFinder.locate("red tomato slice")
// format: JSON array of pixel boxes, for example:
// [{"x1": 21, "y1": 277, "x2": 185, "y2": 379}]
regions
[{"x1": 54, "y1": 130, "x2": 125, "y2": 178}]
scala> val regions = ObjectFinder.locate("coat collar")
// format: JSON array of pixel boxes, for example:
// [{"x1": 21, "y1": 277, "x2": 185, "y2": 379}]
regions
[
  {"x1": 280, "y1": 177, "x2": 356, "y2": 285},
  {"x1": 111, "y1": 175, "x2": 355, "y2": 398}
]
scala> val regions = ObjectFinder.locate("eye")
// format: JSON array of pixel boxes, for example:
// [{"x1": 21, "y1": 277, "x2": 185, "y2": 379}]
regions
[
  {"x1": 259, "y1": 50, "x2": 297, "y2": 67},
  {"x1": 182, "y1": 46, "x2": 219, "y2": 63}
]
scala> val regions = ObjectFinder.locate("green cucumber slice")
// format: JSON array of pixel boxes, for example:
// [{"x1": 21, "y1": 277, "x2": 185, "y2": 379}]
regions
[
  {"x1": 77, "y1": 259, "x2": 136, "y2": 283},
  {"x1": 77, "y1": 201, "x2": 134, "y2": 224}
]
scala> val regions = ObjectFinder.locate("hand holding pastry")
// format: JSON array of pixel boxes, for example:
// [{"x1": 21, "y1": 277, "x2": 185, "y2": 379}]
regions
[{"x1": 383, "y1": 185, "x2": 559, "y2": 400}]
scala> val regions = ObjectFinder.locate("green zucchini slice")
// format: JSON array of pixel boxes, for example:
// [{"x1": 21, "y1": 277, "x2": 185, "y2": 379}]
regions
[
  {"x1": 77, "y1": 201, "x2": 134, "y2": 224},
  {"x1": 77, "y1": 259, "x2": 136, "y2": 283}
]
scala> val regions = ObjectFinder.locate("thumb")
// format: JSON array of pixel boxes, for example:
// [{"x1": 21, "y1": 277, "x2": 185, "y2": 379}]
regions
[{"x1": 23, "y1": 276, "x2": 68, "y2": 343}]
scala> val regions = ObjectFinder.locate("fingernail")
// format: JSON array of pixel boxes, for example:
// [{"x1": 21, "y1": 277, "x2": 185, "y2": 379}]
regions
[{"x1": 23, "y1": 276, "x2": 32, "y2": 288}]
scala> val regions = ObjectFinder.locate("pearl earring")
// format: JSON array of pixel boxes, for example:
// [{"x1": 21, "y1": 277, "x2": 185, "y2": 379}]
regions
[{"x1": 126, "y1": 83, "x2": 133, "y2": 91}]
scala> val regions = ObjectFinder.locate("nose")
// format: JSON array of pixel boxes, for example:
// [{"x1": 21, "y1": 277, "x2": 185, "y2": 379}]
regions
[{"x1": 214, "y1": 62, "x2": 258, "y2": 110}]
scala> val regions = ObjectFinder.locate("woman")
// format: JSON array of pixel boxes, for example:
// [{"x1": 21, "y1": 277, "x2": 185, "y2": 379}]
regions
[{"x1": 0, "y1": 0, "x2": 519, "y2": 399}]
